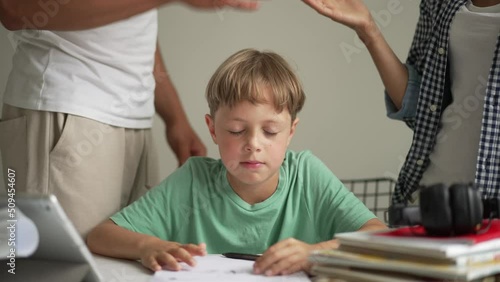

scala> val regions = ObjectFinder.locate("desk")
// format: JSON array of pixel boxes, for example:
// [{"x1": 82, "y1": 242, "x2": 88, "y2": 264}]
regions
[
  {"x1": 94, "y1": 255, "x2": 317, "y2": 282},
  {"x1": 94, "y1": 254, "x2": 152, "y2": 282},
  {"x1": 94, "y1": 255, "x2": 500, "y2": 282}
]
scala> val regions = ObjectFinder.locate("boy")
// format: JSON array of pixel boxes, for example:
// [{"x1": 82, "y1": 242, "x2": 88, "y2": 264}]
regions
[{"x1": 87, "y1": 48, "x2": 386, "y2": 276}]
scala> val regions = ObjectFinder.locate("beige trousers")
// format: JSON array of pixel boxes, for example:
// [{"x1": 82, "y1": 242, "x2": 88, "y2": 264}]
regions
[{"x1": 0, "y1": 104, "x2": 159, "y2": 237}]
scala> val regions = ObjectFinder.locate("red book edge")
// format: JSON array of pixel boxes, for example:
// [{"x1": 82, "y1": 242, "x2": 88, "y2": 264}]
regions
[{"x1": 374, "y1": 219, "x2": 500, "y2": 244}]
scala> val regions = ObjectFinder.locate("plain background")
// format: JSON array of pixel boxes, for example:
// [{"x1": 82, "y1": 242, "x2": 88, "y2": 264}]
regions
[{"x1": 0, "y1": 0, "x2": 418, "y2": 192}]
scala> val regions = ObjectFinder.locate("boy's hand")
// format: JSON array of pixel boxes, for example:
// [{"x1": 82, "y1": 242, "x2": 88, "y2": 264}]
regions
[
  {"x1": 139, "y1": 241, "x2": 207, "y2": 272},
  {"x1": 253, "y1": 238, "x2": 313, "y2": 276}
]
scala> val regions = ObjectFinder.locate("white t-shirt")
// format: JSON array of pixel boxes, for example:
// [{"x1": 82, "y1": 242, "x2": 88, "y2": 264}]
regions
[{"x1": 3, "y1": 10, "x2": 158, "y2": 129}]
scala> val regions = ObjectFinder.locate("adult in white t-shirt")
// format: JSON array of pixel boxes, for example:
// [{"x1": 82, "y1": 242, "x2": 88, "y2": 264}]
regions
[{"x1": 0, "y1": 0, "x2": 260, "y2": 237}]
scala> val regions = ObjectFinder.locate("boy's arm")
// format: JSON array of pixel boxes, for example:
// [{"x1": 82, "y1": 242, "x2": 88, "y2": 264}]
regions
[
  {"x1": 253, "y1": 218, "x2": 387, "y2": 276},
  {"x1": 310, "y1": 218, "x2": 387, "y2": 250},
  {"x1": 0, "y1": 0, "x2": 259, "y2": 31},
  {"x1": 356, "y1": 217, "x2": 388, "y2": 231},
  {"x1": 87, "y1": 219, "x2": 206, "y2": 271}
]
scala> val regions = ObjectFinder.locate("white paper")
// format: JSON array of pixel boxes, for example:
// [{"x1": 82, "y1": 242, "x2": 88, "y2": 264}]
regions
[{"x1": 150, "y1": 254, "x2": 309, "y2": 282}]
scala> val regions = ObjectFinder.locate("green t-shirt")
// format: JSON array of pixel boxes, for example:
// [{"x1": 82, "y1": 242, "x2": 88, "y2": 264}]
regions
[{"x1": 111, "y1": 150, "x2": 376, "y2": 254}]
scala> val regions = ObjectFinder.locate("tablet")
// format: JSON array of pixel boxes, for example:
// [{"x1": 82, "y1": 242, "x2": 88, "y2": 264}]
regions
[{"x1": 0, "y1": 194, "x2": 102, "y2": 282}]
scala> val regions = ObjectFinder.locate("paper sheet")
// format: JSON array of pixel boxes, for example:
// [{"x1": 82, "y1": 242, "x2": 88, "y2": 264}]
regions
[{"x1": 150, "y1": 254, "x2": 310, "y2": 282}]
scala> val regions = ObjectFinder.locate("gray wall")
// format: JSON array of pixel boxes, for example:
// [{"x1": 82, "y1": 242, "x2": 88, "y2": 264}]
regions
[{"x1": 0, "y1": 0, "x2": 418, "y2": 191}]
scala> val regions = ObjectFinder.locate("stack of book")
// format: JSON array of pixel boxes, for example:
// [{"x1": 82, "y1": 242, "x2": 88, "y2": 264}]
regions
[{"x1": 309, "y1": 219, "x2": 500, "y2": 282}]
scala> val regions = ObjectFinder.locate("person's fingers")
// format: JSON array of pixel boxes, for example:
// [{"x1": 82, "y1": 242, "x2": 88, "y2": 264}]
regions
[
  {"x1": 169, "y1": 247, "x2": 199, "y2": 267},
  {"x1": 280, "y1": 260, "x2": 306, "y2": 276},
  {"x1": 302, "y1": 0, "x2": 322, "y2": 10},
  {"x1": 194, "y1": 143, "x2": 207, "y2": 156},
  {"x1": 174, "y1": 144, "x2": 191, "y2": 166},
  {"x1": 190, "y1": 138, "x2": 207, "y2": 157},
  {"x1": 223, "y1": 0, "x2": 260, "y2": 10},
  {"x1": 262, "y1": 250, "x2": 303, "y2": 276},
  {"x1": 156, "y1": 251, "x2": 188, "y2": 271},
  {"x1": 171, "y1": 132, "x2": 207, "y2": 165},
  {"x1": 181, "y1": 243, "x2": 208, "y2": 256},
  {"x1": 142, "y1": 255, "x2": 163, "y2": 272},
  {"x1": 254, "y1": 241, "x2": 290, "y2": 274},
  {"x1": 143, "y1": 252, "x2": 179, "y2": 272},
  {"x1": 255, "y1": 238, "x2": 313, "y2": 276},
  {"x1": 150, "y1": 244, "x2": 204, "y2": 272},
  {"x1": 302, "y1": 0, "x2": 331, "y2": 16}
]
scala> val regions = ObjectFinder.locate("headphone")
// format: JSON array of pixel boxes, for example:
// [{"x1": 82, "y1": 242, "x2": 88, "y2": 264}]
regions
[{"x1": 388, "y1": 183, "x2": 500, "y2": 236}]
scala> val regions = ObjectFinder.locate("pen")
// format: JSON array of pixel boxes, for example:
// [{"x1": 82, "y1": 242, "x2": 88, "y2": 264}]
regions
[{"x1": 222, "y1": 252, "x2": 261, "y2": 261}]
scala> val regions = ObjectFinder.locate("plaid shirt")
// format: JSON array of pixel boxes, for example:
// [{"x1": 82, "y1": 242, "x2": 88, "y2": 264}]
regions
[{"x1": 393, "y1": 0, "x2": 500, "y2": 204}]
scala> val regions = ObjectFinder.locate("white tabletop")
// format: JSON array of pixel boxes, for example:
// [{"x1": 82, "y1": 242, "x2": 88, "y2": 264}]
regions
[
  {"x1": 93, "y1": 254, "x2": 314, "y2": 282},
  {"x1": 93, "y1": 254, "x2": 153, "y2": 282}
]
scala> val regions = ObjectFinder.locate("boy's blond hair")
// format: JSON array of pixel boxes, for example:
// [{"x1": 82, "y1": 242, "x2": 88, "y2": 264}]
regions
[{"x1": 206, "y1": 48, "x2": 305, "y2": 121}]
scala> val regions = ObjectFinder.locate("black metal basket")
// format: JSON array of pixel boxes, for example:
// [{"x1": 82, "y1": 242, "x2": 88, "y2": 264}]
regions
[{"x1": 340, "y1": 177, "x2": 396, "y2": 223}]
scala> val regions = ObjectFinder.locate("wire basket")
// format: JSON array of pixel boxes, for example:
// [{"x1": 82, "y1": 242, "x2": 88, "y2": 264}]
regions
[{"x1": 340, "y1": 177, "x2": 396, "y2": 223}]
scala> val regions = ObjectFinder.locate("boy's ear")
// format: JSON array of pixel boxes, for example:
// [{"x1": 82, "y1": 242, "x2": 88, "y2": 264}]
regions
[
  {"x1": 287, "y1": 118, "x2": 299, "y2": 145},
  {"x1": 205, "y1": 114, "x2": 218, "y2": 144}
]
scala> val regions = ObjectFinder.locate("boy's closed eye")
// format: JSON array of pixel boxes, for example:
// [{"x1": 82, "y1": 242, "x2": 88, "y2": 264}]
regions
[
  {"x1": 228, "y1": 130, "x2": 244, "y2": 135},
  {"x1": 263, "y1": 130, "x2": 279, "y2": 136},
  {"x1": 227, "y1": 129, "x2": 280, "y2": 136}
]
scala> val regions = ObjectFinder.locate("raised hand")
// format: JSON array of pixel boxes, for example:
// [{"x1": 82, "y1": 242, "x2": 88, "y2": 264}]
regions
[{"x1": 302, "y1": 0, "x2": 373, "y2": 32}]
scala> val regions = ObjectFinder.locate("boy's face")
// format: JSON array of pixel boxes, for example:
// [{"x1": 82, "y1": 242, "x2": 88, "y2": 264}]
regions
[{"x1": 205, "y1": 88, "x2": 299, "y2": 194}]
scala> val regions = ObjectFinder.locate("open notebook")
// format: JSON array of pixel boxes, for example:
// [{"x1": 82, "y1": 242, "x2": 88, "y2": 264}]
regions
[{"x1": 0, "y1": 194, "x2": 102, "y2": 282}]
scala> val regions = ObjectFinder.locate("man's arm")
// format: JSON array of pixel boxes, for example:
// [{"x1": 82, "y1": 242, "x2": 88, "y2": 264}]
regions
[
  {"x1": 0, "y1": 0, "x2": 260, "y2": 31},
  {"x1": 87, "y1": 220, "x2": 207, "y2": 271},
  {"x1": 0, "y1": 0, "x2": 172, "y2": 30},
  {"x1": 153, "y1": 43, "x2": 207, "y2": 166}
]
